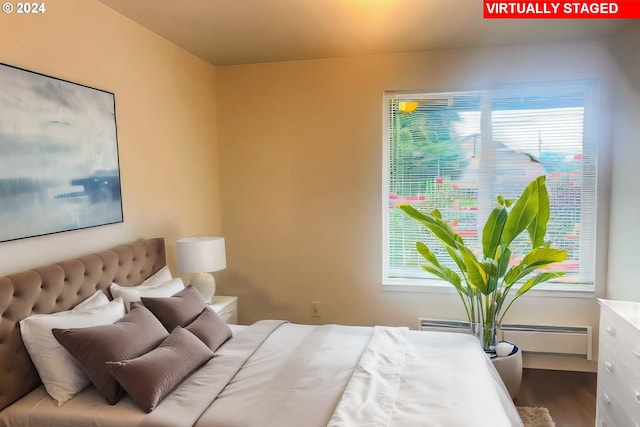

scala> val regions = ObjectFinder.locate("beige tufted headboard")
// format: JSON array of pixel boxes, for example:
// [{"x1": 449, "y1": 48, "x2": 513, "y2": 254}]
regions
[{"x1": 0, "y1": 238, "x2": 166, "y2": 412}]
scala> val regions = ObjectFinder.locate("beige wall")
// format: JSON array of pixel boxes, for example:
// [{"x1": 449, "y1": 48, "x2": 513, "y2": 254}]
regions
[
  {"x1": 2, "y1": 1, "x2": 634, "y2": 372},
  {"x1": 0, "y1": 0, "x2": 220, "y2": 275},
  {"x1": 216, "y1": 40, "x2": 618, "y2": 371},
  {"x1": 607, "y1": 22, "x2": 640, "y2": 301}
]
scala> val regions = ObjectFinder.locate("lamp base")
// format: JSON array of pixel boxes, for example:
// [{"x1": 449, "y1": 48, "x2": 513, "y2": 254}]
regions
[{"x1": 189, "y1": 272, "x2": 216, "y2": 304}]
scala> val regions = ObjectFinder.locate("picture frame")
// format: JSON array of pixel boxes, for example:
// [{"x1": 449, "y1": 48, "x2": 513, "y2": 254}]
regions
[{"x1": 0, "y1": 63, "x2": 123, "y2": 243}]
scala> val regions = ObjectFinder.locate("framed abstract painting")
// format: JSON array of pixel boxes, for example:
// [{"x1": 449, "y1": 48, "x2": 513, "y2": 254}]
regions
[{"x1": 0, "y1": 63, "x2": 123, "y2": 243}]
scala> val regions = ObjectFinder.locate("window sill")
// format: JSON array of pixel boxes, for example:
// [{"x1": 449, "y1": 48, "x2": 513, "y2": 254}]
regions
[{"x1": 382, "y1": 279, "x2": 595, "y2": 299}]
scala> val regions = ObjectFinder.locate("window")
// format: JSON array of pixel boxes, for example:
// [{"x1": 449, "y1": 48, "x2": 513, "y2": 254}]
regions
[{"x1": 383, "y1": 80, "x2": 598, "y2": 289}]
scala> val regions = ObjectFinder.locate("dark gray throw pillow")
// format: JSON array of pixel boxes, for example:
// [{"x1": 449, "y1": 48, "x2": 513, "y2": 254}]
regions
[
  {"x1": 141, "y1": 285, "x2": 206, "y2": 331},
  {"x1": 52, "y1": 304, "x2": 169, "y2": 404},
  {"x1": 185, "y1": 306, "x2": 233, "y2": 351},
  {"x1": 106, "y1": 327, "x2": 214, "y2": 412}
]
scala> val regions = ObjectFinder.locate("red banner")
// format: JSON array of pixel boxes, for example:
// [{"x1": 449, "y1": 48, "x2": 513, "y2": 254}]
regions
[{"x1": 484, "y1": 1, "x2": 640, "y2": 18}]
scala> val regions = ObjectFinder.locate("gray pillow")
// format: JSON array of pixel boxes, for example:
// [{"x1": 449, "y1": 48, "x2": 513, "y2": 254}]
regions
[
  {"x1": 52, "y1": 304, "x2": 168, "y2": 404},
  {"x1": 185, "y1": 307, "x2": 232, "y2": 351},
  {"x1": 141, "y1": 285, "x2": 206, "y2": 331},
  {"x1": 106, "y1": 327, "x2": 214, "y2": 412}
]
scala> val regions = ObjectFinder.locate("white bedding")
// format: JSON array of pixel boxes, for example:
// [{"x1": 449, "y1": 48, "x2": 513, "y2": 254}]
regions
[
  {"x1": 0, "y1": 322, "x2": 523, "y2": 427},
  {"x1": 330, "y1": 327, "x2": 522, "y2": 427},
  {"x1": 227, "y1": 324, "x2": 248, "y2": 334}
]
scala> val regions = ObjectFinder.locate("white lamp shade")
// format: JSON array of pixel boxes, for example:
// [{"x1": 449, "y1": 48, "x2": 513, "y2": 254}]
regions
[{"x1": 176, "y1": 236, "x2": 227, "y2": 274}]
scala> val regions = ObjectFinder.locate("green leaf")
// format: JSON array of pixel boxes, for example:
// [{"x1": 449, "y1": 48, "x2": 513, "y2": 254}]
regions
[
  {"x1": 482, "y1": 206, "x2": 508, "y2": 259},
  {"x1": 440, "y1": 266, "x2": 464, "y2": 293},
  {"x1": 416, "y1": 242, "x2": 440, "y2": 266},
  {"x1": 504, "y1": 247, "x2": 567, "y2": 285},
  {"x1": 516, "y1": 272, "x2": 566, "y2": 297},
  {"x1": 430, "y1": 209, "x2": 443, "y2": 219},
  {"x1": 484, "y1": 261, "x2": 499, "y2": 293},
  {"x1": 427, "y1": 216, "x2": 463, "y2": 248},
  {"x1": 398, "y1": 204, "x2": 459, "y2": 248},
  {"x1": 497, "y1": 195, "x2": 514, "y2": 207},
  {"x1": 421, "y1": 265, "x2": 465, "y2": 295},
  {"x1": 446, "y1": 246, "x2": 466, "y2": 274},
  {"x1": 496, "y1": 246, "x2": 511, "y2": 279},
  {"x1": 522, "y1": 247, "x2": 568, "y2": 268},
  {"x1": 500, "y1": 178, "x2": 540, "y2": 248},
  {"x1": 504, "y1": 264, "x2": 524, "y2": 286},
  {"x1": 459, "y1": 246, "x2": 488, "y2": 294},
  {"x1": 421, "y1": 264, "x2": 447, "y2": 281},
  {"x1": 527, "y1": 176, "x2": 550, "y2": 248},
  {"x1": 397, "y1": 203, "x2": 427, "y2": 222}
]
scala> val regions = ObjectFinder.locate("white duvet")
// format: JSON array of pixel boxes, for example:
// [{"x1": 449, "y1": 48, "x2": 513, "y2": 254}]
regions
[
  {"x1": 329, "y1": 326, "x2": 523, "y2": 427},
  {"x1": 0, "y1": 322, "x2": 523, "y2": 427}
]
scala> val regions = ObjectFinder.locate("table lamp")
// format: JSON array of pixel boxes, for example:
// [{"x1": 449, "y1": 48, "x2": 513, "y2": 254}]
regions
[{"x1": 176, "y1": 236, "x2": 226, "y2": 303}]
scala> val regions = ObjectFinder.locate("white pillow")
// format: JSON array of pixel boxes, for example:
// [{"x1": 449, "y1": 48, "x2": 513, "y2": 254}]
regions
[
  {"x1": 140, "y1": 265, "x2": 173, "y2": 287},
  {"x1": 72, "y1": 290, "x2": 110, "y2": 312},
  {"x1": 110, "y1": 278, "x2": 185, "y2": 311},
  {"x1": 19, "y1": 297, "x2": 126, "y2": 405}
]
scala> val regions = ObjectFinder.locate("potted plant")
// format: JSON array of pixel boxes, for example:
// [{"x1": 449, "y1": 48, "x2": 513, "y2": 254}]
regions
[{"x1": 398, "y1": 175, "x2": 567, "y2": 352}]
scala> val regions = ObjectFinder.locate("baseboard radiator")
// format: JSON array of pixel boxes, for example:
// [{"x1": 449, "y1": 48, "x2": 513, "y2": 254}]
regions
[{"x1": 418, "y1": 318, "x2": 592, "y2": 360}]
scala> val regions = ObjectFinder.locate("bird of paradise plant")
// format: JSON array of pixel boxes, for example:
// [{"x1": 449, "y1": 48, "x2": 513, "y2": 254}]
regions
[{"x1": 398, "y1": 175, "x2": 567, "y2": 352}]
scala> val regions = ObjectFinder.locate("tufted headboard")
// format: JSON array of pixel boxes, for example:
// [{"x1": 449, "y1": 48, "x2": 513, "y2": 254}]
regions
[{"x1": 0, "y1": 238, "x2": 166, "y2": 412}]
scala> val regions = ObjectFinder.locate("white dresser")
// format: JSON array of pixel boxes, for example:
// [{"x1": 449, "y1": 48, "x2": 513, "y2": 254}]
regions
[{"x1": 597, "y1": 299, "x2": 640, "y2": 427}]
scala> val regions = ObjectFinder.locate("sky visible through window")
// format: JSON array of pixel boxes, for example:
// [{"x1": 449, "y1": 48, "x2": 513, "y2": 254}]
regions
[{"x1": 456, "y1": 107, "x2": 584, "y2": 158}]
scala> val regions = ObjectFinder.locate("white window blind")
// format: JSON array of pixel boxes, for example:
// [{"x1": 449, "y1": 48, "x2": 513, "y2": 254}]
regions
[{"x1": 383, "y1": 80, "x2": 598, "y2": 288}]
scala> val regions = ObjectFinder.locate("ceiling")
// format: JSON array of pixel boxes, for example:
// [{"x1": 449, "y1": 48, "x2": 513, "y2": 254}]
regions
[{"x1": 98, "y1": 0, "x2": 631, "y2": 66}]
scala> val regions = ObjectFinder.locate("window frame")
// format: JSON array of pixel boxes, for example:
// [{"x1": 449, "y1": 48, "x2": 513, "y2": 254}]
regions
[{"x1": 382, "y1": 82, "x2": 599, "y2": 294}]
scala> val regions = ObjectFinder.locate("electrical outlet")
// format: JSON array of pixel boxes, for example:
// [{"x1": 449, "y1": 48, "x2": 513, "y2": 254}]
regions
[{"x1": 311, "y1": 301, "x2": 321, "y2": 318}]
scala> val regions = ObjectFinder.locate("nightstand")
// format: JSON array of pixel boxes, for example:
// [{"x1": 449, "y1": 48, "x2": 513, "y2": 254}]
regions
[{"x1": 209, "y1": 295, "x2": 238, "y2": 324}]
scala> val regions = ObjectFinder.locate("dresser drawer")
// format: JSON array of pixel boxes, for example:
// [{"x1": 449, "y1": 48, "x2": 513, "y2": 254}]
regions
[
  {"x1": 601, "y1": 308, "x2": 640, "y2": 377},
  {"x1": 599, "y1": 346, "x2": 640, "y2": 421},
  {"x1": 598, "y1": 383, "x2": 640, "y2": 427}
]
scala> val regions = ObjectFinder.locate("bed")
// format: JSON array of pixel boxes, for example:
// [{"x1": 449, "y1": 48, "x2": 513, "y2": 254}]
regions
[{"x1": 0, "y1": 238, "x2": 524, "y2": 427}]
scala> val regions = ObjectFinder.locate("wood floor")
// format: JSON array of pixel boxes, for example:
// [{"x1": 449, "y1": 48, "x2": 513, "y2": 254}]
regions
[{"x1": 514, "y1": 368, "x2": 597, "y2": 427}]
